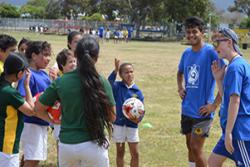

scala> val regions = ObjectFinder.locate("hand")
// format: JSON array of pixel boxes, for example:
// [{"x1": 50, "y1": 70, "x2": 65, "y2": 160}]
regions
[
  {"x1": 24, "y1": 69, "x2": 31, "y2": 87},
  {"x1": 114, "y1": 58, "x2": 120, "y2": 73},
  {"x1": 199, "y1": 103, "x2": 216, "y2": 116},
  {"x1": 225, "y1": 132, "x2": 234, "y2": 154},
  {"x1": 211, "y1": 60, "x2": 226, "y2": 81},
  {"x1": 49, "y1": 67, "x2": 58, "y2": 80},
  {"x1": 129, "y1": 115, "x2": 140, "y2": 124},
  {"x1": 178, "y1": 88, "x2": 186, "y2": 99}
]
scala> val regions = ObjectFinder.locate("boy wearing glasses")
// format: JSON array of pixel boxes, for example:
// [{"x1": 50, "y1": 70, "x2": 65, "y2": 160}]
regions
[
  {"x1": 208, "y1": 28, "x2": 250, "y2": 167},
  {"x1": 177, "y1": 16, "x2": 223, "y2": 167}
]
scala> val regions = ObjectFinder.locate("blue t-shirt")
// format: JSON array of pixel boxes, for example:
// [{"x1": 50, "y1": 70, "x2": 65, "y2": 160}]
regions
[
  {"x1": 178, "y1": 43, "x2": 221, "y2": 119},
  {"x1": 17, "y1": 68, "x2": 51, "y2": 126},
  {"x1": 220, "y1": 56, "x2": 250, "y2": 141},
  {"x1": 108, "y1": 71, "x2": 144, "y2": 128}
]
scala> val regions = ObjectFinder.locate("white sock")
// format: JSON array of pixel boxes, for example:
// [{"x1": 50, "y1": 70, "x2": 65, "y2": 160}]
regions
[{"x1": 189, "y1": 162, "x2": 196, "y2": 167}]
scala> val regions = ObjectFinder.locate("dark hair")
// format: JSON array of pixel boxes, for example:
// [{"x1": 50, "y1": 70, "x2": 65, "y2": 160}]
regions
[
  {"x1": 119, "y1": 63, "x2": 133, "y2": 76},
  {"x1": 56, "y1": 49, "x2": 74, "y2": 71},
  {"x1": 75, "y1": 34, "x2": 113, "y2": 147},
  {"x1": 4, "y1": 52, "x2": 28, "y2": 75},
  {"x1": 67, "y1": 31, "x2": 81, "y2": 49},
  {"x1": 18, "y1": 38, "x2": 29, "y2": 50},
  {"x1": 0, "y1": 34, "x2": 17, "y2": 52},
  {"x1": 184, "y1": 16, "x2": 205, "y2": 32},
  {"x1": 25, "y1": 41, "x2": 51, "y2": 62}
]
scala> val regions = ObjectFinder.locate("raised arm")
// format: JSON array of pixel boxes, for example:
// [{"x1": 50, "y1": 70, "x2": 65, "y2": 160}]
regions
[{"x1": 108, "y1": 58, "x2": 120, "y2": 85}]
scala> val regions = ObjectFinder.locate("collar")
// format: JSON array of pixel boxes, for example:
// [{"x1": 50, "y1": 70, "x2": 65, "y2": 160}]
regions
[{"x1": 125, "y1": 83, "x2": 135, "y2": 89}]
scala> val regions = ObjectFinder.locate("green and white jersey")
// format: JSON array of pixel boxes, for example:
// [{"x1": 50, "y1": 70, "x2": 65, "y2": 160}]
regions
[{"x1": 0, "y1": 78, "x2": 25, "y2": 154}]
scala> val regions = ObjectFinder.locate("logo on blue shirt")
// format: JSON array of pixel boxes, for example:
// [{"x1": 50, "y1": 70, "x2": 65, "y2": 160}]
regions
[{"x1": 187, "y1": 64, "x2": 200, "y2": 88}]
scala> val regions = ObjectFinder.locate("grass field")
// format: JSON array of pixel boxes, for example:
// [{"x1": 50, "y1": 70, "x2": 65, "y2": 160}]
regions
[{"x1": 4, "y1": 31, "x2": 250, "y2": 167}]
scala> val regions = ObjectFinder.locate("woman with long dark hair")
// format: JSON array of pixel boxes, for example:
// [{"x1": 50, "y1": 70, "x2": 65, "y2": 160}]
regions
[{"x1": 35, "y1": 35, "x2": 116, "y2": 167}]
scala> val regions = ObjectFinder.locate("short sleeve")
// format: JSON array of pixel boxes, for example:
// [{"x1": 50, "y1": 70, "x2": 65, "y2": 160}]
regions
[
  {"x1": 178, "y1": 52, "x2": 185, "y2": 73},
  {"x1": 7, "y1": 90, "x2": 25, "y2": 109},
  {"x1": 39, "y1": 79, "x2": 58, "y2": 106},
  {"x1": 226, "y1": 70, "x2": 242, "y2": 96},
  {"x1": 100, "y1": 76, "x2": 116, "y2": 106}
]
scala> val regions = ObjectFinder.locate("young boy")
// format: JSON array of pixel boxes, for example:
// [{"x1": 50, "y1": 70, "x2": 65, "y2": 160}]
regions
[
  {"x1": 0, "y1": 53, "x2": 35, "y2": 167},
  {"x1": 177, "y1": 16, "x2": 222, "y2": 167},
  {"x1": 208, "y1": 28, "x2": 250, "y2": 167},
  {"x1": 53, "y1": 48, "x2": 76, "y2": 140},
  {"x1": 17, "y1": 41, "x2": 52, "y2": 167},
  {"x1": 108, "y1": 58, "x2": 144, "y2": 167},
  {"x1": 0, "y1": 34, "x2": 17, "y2": 74}
]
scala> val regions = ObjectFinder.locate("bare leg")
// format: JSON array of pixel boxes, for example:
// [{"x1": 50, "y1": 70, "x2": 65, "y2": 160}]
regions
[
  {"x1": 128, "y1": 142, "x2": 139, "y2": 167},
  {"x1": 190, "y1": 135, "x2": 206, "y2": 167},
  {"x1": 116, "y1": 143, "x2": 125, "y2": 167},
  {"x1": 208, "y1": 152, "x2": 227, "y2": 167}
]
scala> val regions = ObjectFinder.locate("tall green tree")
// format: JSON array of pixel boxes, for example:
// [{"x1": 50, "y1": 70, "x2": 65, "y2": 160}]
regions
[
  {"x1": 228, "y1": 0, "x2": 250, "y2": 17},
  {"x1": 45, "y1": 0, "x2": 63, "y2": 19},
  {"x1": 0, "y1": 3, "x2": 20, "y2": 18},
  {"x1": 20, "y1": 0, "x2": 48, "y2": 18}
]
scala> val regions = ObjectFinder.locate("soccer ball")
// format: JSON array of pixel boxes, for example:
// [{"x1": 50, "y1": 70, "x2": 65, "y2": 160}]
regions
[
  {"x1": 122, "y1": 97, "x2": 145, "y2": 122},
  {"x1": 33, "y1": 93, "x2": 61, "y2": 124}
]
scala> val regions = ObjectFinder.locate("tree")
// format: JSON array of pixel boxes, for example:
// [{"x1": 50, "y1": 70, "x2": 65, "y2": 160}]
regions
[
  {"x1": 20, "y1": 0, "x2": 48, "y2": 18},
  {"x1": 228, "y1": 0, "x2": 250, "y2": 17},
  {"x1": 45, "y1": 0, "x2": 63, "y2": 19},
  {"x1": 163, "y1": 0, "x2": 213, "y2": 23},
  {"x1": 240, "y1": 17, "x2": 250, "y2": 29},
  {"x1": 0, "y1": 3, "x2": 20, "y2": 18}
]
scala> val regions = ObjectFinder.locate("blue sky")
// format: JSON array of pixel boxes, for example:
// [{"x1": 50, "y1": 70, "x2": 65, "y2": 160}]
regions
[{"x1": 213, "y1": 0, "x2": 234, "y2": 10}]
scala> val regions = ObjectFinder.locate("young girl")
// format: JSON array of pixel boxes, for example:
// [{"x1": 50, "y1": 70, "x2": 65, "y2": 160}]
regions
[
  {"x1": 35, "y1": 34, "x2": 116, "y2": 167},
  {"x1": 0, "y1": 34, "x2": 17, "y2": 74},
  {"x1": 208, "y1": 28, "x2": 250, "y2": 166},
  {"x1": 17, "y1": 41, "x2": 52, "y2": 167},
  {"x1": 0, "y1": 53, "x2": 35, "y2": 167},
  {"x1": 49, "y1": 31, "x2": 82, "y2": 80},
  {"x1": 108, "y1": 58, "x2": 144, "y2": 167},
  {"x1": 18, "y1": 38, "x2": 29, "y2": 55}
]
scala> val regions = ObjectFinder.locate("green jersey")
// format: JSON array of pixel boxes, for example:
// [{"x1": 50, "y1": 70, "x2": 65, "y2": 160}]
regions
[
  {"x1": 39, "y1": 70, "x2": 115, "y2": 144},
  {"x1": 0, "y1": 77, "x2": 25, "y2": 154}
]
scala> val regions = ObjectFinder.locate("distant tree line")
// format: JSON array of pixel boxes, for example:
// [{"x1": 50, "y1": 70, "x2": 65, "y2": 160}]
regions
[{"x1": 0, "y1": 0, "x2": 249, "y2": 29}]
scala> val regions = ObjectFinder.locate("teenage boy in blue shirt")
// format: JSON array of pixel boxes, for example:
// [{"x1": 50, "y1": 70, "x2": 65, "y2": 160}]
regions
[{"x1": 177, "y1": 16, "x2": 222, "y2": 167}]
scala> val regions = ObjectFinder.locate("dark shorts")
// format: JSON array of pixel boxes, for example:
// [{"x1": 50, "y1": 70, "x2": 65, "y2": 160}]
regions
[{"x1": 180, "y1": 114, "x2": 213, "y2": 137}]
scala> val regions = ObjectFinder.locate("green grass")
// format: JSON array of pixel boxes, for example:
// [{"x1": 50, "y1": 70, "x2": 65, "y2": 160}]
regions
[{"x1": 4, "y1": 30, "x2": 250, "y2": 167}]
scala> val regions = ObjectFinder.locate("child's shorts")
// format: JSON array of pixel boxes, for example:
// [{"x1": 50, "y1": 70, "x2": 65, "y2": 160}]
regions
[
  {"x1": 53, "y1": 124, "x2": 61, "y2": 141},
  {"x1": 0, "y1": 152, "x2": 19, "y2": 167},
  {"x1": 21, "y1": 123, "x2": 48, "y2": 161},
  {"x1": 213, "y1": 136, "x2": 250, "y2": 166},
  {"x1": 112, "y1": 125, "x2": 139, "y2": 143}
]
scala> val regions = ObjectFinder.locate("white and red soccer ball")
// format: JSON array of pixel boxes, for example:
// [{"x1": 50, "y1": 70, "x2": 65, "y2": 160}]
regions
[
  {"x1": 33, "y1": 93, "x2": 61, "y2": 124},
  {"x1": 122, "y1": 97, "x2": 145, "y2": 122}
]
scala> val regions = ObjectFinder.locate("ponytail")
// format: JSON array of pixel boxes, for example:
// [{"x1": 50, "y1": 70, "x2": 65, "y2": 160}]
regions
[{"x1": 75, "y1": 35, "x2": 113, "y2": 147}]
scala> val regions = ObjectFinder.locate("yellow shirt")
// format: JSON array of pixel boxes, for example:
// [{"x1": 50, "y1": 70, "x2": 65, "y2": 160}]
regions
[{"x1": 0, "y1": 61, "x2": 3, "y2": 74}]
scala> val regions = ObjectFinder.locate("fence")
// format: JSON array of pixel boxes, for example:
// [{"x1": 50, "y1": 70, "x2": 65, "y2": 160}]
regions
[{"x1": 0, "y1": 18, "x2": 183, "y2": 40}]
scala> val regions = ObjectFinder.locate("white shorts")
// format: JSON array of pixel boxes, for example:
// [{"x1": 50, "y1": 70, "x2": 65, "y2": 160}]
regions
[
  {"x1": 112, "y1": 125, "x2": 139, "y2": 143},
  {"x1": 0, "y1": 152, "x2": 19, "y2": 167},
  {"x1": 53, "y1": 124, "x2": 61, "y2": 141},
  {"x1": 58, "y1": 141, "x2": 109, "y2": 167},
  {"x1": 21, "y1": 123, "x2": 48, "y2": 161}
]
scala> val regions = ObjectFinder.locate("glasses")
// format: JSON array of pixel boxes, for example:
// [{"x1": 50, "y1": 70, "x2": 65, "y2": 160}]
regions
[{"x1": 212, "y1": 38, "x2": 229, "y2": 48}]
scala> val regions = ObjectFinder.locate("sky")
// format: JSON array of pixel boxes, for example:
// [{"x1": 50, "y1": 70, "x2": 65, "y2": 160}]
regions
[
  {"x1": 212, "y1": 0, "x2": 234, "y2": 11},
  {"x1": 0, "y1": 0, "x2": 235, "y2": 10}
]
